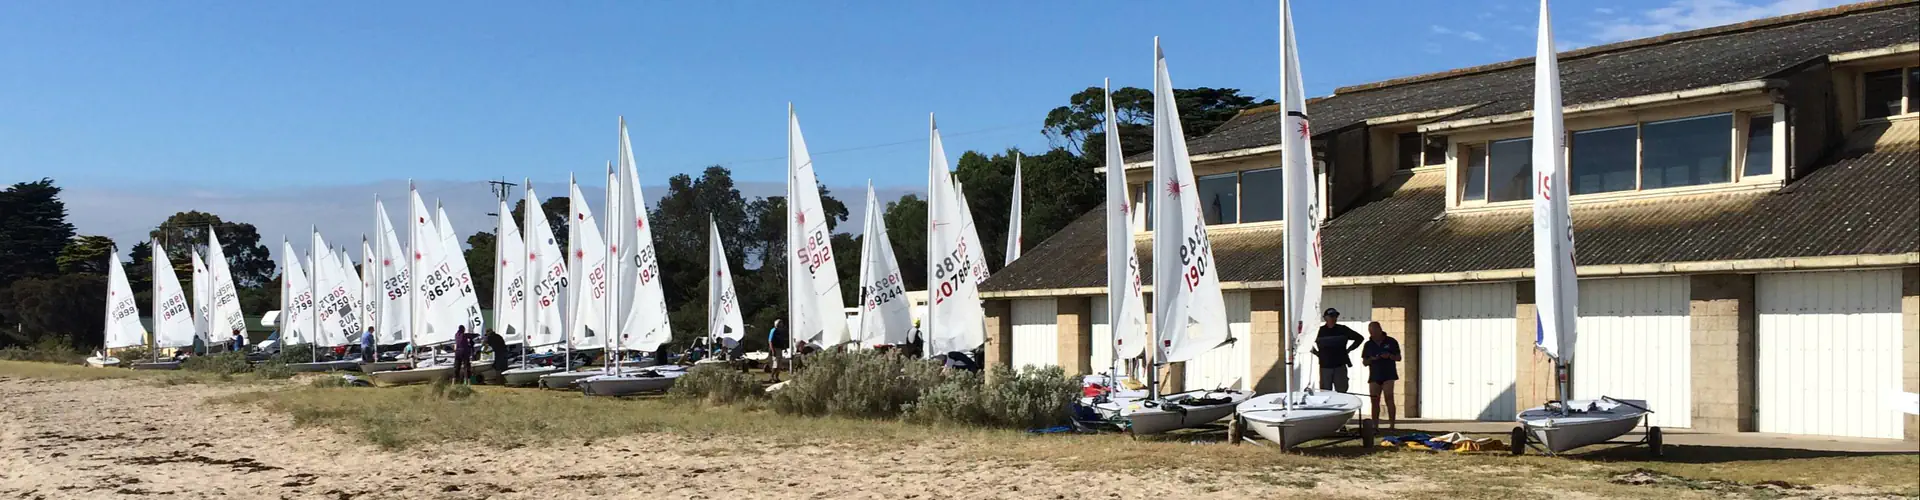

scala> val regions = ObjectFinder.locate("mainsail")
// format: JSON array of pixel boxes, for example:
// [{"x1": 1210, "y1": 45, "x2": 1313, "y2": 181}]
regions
[
  {"x1": 855, "y1": 184, "x2": 913, "y2": 347},
  {"x1": 567, "y1": 177, "x2": 610, "y2": 351},
  {"x1": 1533, "y1": 0, "x2": 1578, "y2": 365},
  {"x1": 311, "y1": 230, "x2": 360, "y2": 347},
  {"x1": 1279, "y1": 1, "x2": 1326, "y2": 388},
  {"x1": 1103, "y1": 80, "x2": 1149, "y2": 363},
  {"x1": 190, "y1": 251, "x2": 212, "y2": 343},
  {"x1": 708, "y1": 217, "x2": 746, "y2": 343},
  {"x1": 787, "y1": 109, "x2": 850, "y2": 348},
  {"x1": 150, "y1": 240, "x2": 198, "y2": 349},
  {"x1": 617, "y1": 123, "x2": 672, "y2": 353},
  {"x1": 279, "y1": 239, "x2": 314, "y2": 346},
  {"x1": 204, "y1": 228, "x2": 247, "y2": 337},
  {"x1": 360, "y1": 236, "x2": 378, "y2": 338},
  {"x1": 103, "y1": 251, "x2": 147, "y2": 350},
  {"x1": 495, "y1": 198, "x2": 529, "y2": 343},
  {"x1": 524, "y1": 184, "x2": 569, "y2": 348},
  {"x1": 1151, "y1": 38, "x2": 1231, "y2": 364},
  {"x1": 925, "y1": 115, "x2": 987, "y2": 356},
  {"x1": 373, "y1": 199, "x2": 411, "y2": 345},
  {"x1": 1005, "y1": 154, "x2": 1022, "y2": 266},
  {"x1": 433, "y1": 205, "x2": 485, "y2": 337}
]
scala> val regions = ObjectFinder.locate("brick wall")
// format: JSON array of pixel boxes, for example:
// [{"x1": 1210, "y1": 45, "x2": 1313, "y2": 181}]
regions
[
  {"x1": 1250, "y1": 290, "x2": 1287, "y2": 393},
  {"x1": 983, "y1": 300, "x2": 1013, "y2": 375},
  {"x1": 1690, "y1": 274, "x2": 1756, "y2": 432},
  {"x1": 1055, "y1": 297, "x2": 1092, "y2": 376},
  {"x1": 1514, "y1": 283, "x2": 1557, "y2": 414},
  {"x1": 1370, "y1": 286, "x2": 1421, "y2": 418}
]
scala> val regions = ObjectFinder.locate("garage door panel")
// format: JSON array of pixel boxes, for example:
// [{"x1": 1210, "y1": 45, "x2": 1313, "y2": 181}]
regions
[
  {"x1": 1571, "y1": 277, "x2": 1691, "y2": 428},
  {"x1": 1186, "y1": 292, "x2": 1252, "y2": 391},
  {"x1": 1420, "y1": 283, "x2": 1518, "y2": 421},
  {"x1": 1012, "y1": 299, "x2": 1058, "y2": 369},
  {"x1": 1758, "y1": 270, "x2": 1903, "y2": 439}
]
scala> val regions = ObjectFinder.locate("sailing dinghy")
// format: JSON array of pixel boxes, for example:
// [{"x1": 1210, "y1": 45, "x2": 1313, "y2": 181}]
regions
[
  {"x1": 580, "y1": 122, "x2": 683, "y2": 396},
  {"x1": 369, "y1": 185, "x2": 461, "y2": 385},
  {"x1": 504, "y1": 183, "x2": 574, "y2": 386},
  {"x1": 540, "y1": 174, "x2": 616, "y2": 390},
  {"x1": 360, "y1": 198, "x2": 415, "y2": 374},
  {"x1": 1096, "y1": 39, "x2": 1253, "y2": 435},
  {"x1": 1077, "y1": 79, "x2": 1152, "y2": 421},
  {"x1": 1235, "y1": 0, "x2": 1364, "y2": 450},
  {"x1": 132, "y1": 238, "x2": 199, "y2": 370},
  {"x1": 92, "y1": 250, "x2": 148, "y2": 367},
  {"x1": 1513, "y1": 0, "x2": 1657, "y2": 457}
]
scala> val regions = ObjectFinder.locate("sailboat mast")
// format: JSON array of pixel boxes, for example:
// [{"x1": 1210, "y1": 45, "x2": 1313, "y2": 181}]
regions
[
  {"x1": 924, "y1": 113, "x2": 937, "y2": 360},
  {"x1": 407, "y1": 182, "x2": 420, "y2": 363},
  {"x1": 307, "y1": 234, "x2": 318, "y2": 364},
  {"x1": 520, "y1": 181, "x2": 533, "y2": 368},
  {"x1": 605, "y1": 160, "x2": 621, "y2": 374},
  {"x1": 150, "y1": 236, "x2": 160, "y2": 363},
  {"x1": 787, "y1": 103, "x2": 798, "y2": 359}
]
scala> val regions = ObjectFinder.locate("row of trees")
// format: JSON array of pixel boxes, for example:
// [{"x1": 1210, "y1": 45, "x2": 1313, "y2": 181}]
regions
[{"x1": 0, "y1": 84, "x2": 1269, "y2": 351}]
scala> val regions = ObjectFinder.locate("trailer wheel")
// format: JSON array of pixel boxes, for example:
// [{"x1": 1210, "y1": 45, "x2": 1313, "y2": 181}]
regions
[
  {"x1": 1647, "y1": 426, "x2": 1664, "y2": 458},
  {"x1": 1509, "y1": 426, "x2": 1527, "y2": 456},
  {"x1": 1359, "y1": 419, "x2": 1376, "y2": 448}
]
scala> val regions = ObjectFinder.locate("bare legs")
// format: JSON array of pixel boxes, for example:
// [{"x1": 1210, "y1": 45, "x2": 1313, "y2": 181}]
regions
[{"x1": 1369, "y1": 381, "x2": 1397, "y2": 428}]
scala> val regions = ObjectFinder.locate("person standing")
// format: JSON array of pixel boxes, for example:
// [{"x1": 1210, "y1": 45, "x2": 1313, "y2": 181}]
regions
[
  {"x1": 1309, "y1": 308, "x2": 1364, "y2": 393},
  {"x1": 1361, "y1": 321, "x2": 1403, "y2": 428},
  {"x1": 484, "y1": 329, "x2": 509, "y2": 378},
  {"x1": 452, "y1": 325, "x2": 474, "y2": 383},
  {"x1": 765, "y1": 319, "x2": 786, "y2": 382},
  {"x1": 359, "y1": 326, "x2": 378, "y2": 363},
  {"x1": 229, "y1": 329, "x2": 246, "y2": 353}
]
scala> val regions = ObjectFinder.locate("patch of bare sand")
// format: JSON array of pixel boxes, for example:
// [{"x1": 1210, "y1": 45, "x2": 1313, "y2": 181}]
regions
[{"x1": 0, "y1": 377, "x2": 1436, "y2": 499}]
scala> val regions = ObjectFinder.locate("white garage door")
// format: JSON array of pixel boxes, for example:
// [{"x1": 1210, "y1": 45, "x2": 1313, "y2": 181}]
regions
[
  {"x1": 1011, "y1": 298, "x2": 1058, "y2": 369},
  {"x1": 1296, "y1": 288, "x2": 1374, "y2": 405},
  {"x1": 1185, "y1": 292, "x2": 1252, "y2": 391},
  {"x1": 1572, "y1": 277, "x2": 1692, "y2": 428},
  {"x1": 1757, "y1": 270, "x2": 1904, "y2": 439},
  {"x1": 1091, "y1": 297, "x2": 1114, "y2": 376},
  {"x1": 1420, "y1": 283, "x2": 1518, "y2": 421}
]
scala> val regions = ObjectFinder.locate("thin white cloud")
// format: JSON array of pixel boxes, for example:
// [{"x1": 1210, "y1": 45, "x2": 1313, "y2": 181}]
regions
[
  {"x1": 1430, "y1": 25, "x2": 1455, "y2": 35},
  {"x1": 1431, "y1": 24, "x2": 1488, "y2": 43},
  {"x1": 1595, "y1": 7, "x2": 1616, "y2": 14},
  {"x1": 1588, "y1": 0, "x2": 1850, "y2": 43},
  {"x1": 1422, "y1": 42, "x2": 1444, "y2": 55},
  {"x1": 1460, "y1": 31, "x2": 1486, "y2": 42}
]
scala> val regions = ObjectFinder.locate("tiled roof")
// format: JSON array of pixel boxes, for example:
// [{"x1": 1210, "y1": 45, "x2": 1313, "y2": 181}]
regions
[
  {"x1": 983, "y1": 123, "x2": 1919, "y2": 292},
  {"x1": 1126, "y1": 1, "x2": 1919, "y2": 163}
]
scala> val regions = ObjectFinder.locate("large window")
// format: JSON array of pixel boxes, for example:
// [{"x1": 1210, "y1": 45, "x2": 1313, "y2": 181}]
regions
[
  {"x1": 1463, "y1": 144, "x2": 1487, "y2": 201},
  {"x1": 1197, "y1": 173, "x2": 1237, "y2": 224},
  {"x1": 1486, "y1": 138, "x2": 1533, "y2": 202},
  {"x1": 1396, "y1": 133, "x2": 1422, "y2": 170},
  {"x1": 1744, "y1": 115, "x2": 1773, "y2": 177},
  {"x1": 1571, "y1": 125, "x2": 1637, "y2": 195},
  {"x1": 1642, "y1": 114, "x2": 1731, "y2": 189},
  {"x1": 1239, "y1": 168, "x2": 1285, "y2": 223},
  {"x1": 1862, "y1": 68, "x2": 1906, "y2": 119}
]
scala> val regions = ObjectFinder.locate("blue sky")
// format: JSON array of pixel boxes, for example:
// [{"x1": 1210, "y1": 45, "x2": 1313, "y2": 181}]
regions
[{"x1": 0, "y1": 0, "x2": 1848, "y2": 250}]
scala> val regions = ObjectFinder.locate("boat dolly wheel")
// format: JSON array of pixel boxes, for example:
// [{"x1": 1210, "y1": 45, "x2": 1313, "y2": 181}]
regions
[
  {"x1": 1509, "y1": 426, "x2": 1527, "y2": 456},
  {"x1": 1359, "y1": 418, "x2": 1377, "y2": 449},
  {"x1": 1646, "y1": 426, "x2": 1663, "y2": 458}
]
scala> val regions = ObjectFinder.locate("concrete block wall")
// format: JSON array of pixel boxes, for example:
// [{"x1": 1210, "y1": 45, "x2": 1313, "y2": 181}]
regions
[
  {"x1": 1370, "y1": 286, "x2": 1421, "y2": 418},
  {"x1": 1904, "y1": 266, "x2": 1918, "y2": 442},
  {"x1": 1690, "y1": 274, "x2": 1757, "y2": 433},
  {"x1": 1055, "y1": 297, "x2": 1092, "y2": 376},
  {"x1": 1250, "y1": 290, "x2": 1288, "y2": 393},
  {"x1": 1514, "y1": 283, "x2": 1557, "y2": 414},
  {"x1": 983, "y1": 300, "x2": 1013, "y2": 374}
]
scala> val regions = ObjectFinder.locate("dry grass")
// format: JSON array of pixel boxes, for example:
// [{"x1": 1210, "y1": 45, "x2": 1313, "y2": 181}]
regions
[
  {"x1": 0, "y1": 359, "x2": 300, "y2": 387},
  {"x1": 197, "y1": 381, "x2": 1920, "y2": 498}
]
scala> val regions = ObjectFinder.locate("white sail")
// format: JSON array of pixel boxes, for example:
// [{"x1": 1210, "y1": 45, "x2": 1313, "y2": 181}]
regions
[
  {"x1": 1103, "y1": 80, "x2": 1150, "y2": 362},
  {"x1": 373, "y1": 199, "x2": 411, "y2": 345},
  {"x1": 524, "y1": 185, "x2": 569, "y2": 348},
  {"x1": 1533, "y1": 0, "x2": 1577, "y2": 363},
  {"x1": 926, "y1": 116, "x2": 987, "y2": 356},
  {"x1": 1006, "y1": 154, "x2": 1023, "y2": 266},
  {"x1": 405, "y1": 188, "x2": 452, "y2": 346},
  {"x1": 360, "y1": 236, "x2": 378, "y2": 338},
  {"x1": 495, "y1": 198, "x2": 530, "y2": 344},
  {"x1": 708, "y1": 217, "x2": 746, "y2": 342},
  {"x1": 150, "y1": 240, "x2": 198, "y2": 349},
  {"x1": 953, "y1": 181, "x2": 991, "y2": 287},
  {"x1": 433, "y1": 205, "x2": 485, "y2": 337},
  {"x1": 617, "y1": 124, "x2": 672, "y2": 353},
  {"x1": 787, "y1": 110, "x2": 850, "y2": 348},
  {"x1": 103, "y1": 250, "x2": 147, "y2": 350},
  {"x1": 567, "y1": 178, "x2": 610, "y2": 350},
  {"x1": 1151, "y1": 39, "x2": 1231, "y2": 364},
  {"x1": 1279, "y1": 3, "x2": 1326, "y2": 386},
  {"x1": 855, "y1": 184, "x2": 913, "y2": 347},
  {"x1": 311, "y1": 230, "x2": 360, "y2": 347},
  {"x1": 203, "y1": 228, "x2": 247, "y2": 337},
  {"x1": 190, "y1": 251, "x2": 212, "y2": 343},
  {"x1": 279, "y1": 239, "x2": 314, "y2": 346}
]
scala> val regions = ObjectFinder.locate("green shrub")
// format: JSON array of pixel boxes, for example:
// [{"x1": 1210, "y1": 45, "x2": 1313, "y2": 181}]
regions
[
  {"x1": 182, "y1": 351, "x2": 252, "y2": 375},
  {"x1": 980, "y1": 365, "x2": 1077, "y2": 429},
  {"x1": 309, "y1": 375, "x2": 351, "y2": 388},
  {"x1": 771, "y1": 349, "x2": 929, "y2": 419},
  {"x1": 271, "y1": 343, "x2": 315, "y2": 365},
  {"x1": 0, "y1": 337, "x2": 87, "y2": 364},
  {"x1": 902, "y1": 369, "x2": 987, "y2": 425},
  {"x1": 670, "y1": 364, "x2": 764, "y2": 405},
  {"x1": 252, "y1": 361, "x2": 294, "y2": 380},
  {"x1": 423, "y1": 377, "x2": 477, "y2": 401}
]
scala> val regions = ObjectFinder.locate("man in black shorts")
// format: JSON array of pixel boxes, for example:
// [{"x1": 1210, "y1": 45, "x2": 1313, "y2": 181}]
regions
[{"x1": 1361, "y1": 321, "x2": 1403, "y2": 428}]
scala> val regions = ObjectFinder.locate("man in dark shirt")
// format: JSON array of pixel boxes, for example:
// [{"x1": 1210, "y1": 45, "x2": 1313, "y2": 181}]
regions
[
  {"x1": 452, "y1": 326, "x2": 473, "y2": 384},
  {"x1": 484, "y1": 329, "x2": 510, "y2": 377},
  {"x1": 1361, "y1": 321, "x2": 1404, "y2": 428},
  {"x1": 1310, "y1": 308, "x2": 1364, "y2": 393}
]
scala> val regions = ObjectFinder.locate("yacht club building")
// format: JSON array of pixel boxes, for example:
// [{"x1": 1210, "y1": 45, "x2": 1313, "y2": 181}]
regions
[{"x1": 978, "y1": 1, "x2": 1919, "y2": 441}]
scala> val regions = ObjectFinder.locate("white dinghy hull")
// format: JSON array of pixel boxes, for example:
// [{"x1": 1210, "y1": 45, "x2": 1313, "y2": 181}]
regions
[
  {"x1": 501, "y1": 366, "x2": 562, "y2": 387},
  {"x1": 289, "y1": 360, "x2": 361, "y2": 373},
  {"x1": 538, "y1": 370, "x2": 602, "y2": 390},
  {"x1": 1236, "y1": 391, "x2": 1362, "y2": 449},
  {"x1": 368, "y1": 365, "x2": 454, "y2": 386},
  {"x1": 359, "y1": 361, "x2": 410, "y2": 374},
  {"x1": 1517, "y1": 398, "x2": 1650, "y2": 454},
  {"x1": 578, "y1": 368, "x2": 685, "y2": 397},
  {"x1": 86, "y1": 356, "x2": 121, "y2": 368},
  {"x1": 1110, "y1": 390, "x2": 1252, "y2": 435},
  {"x1": 131, "y1": 361, "x2": 181, "y2": 370}
]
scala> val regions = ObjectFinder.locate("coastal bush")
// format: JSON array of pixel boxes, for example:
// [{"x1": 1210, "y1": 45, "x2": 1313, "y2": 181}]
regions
[
  {"x1": 670, "y1": 364, "x2": 764, "y2": 405},
  {"x1": 425, "y1": 377, "x2": 476, "y2": 401},
  {"x1": 979, "y1": 365, "x2": 1077, "y2": 429},
  {"x1": 902, "y1": 368, "x2": 987, "y2": 425},
  {"x1": 771, "y1": 349, "x2": 926, "y2": 419},
  {"x1": 271, "y1": 343, "x2": 315, "y2": 365},
  {"x1": 766, "y1": 349, "x2": 1078, "y2": 429},
  {"x1": 0, "y1": 338, "x2": 87, "y2": 364},
  {"x1": 252, "y1": 361, "x2": 294, "y2": 380},
  {"x1": 183, "y1": 351, "x2": 251, "y2": 375},
  {"x1": 112, "y1": 346, "x2": 154, "y2": 366}
]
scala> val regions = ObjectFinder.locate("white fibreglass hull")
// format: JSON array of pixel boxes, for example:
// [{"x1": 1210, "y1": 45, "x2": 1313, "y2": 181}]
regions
[
  {"x1": 1517, "y1": 398, "x2": 1648, "y2": 454},
  {"x1": 502, "y1": 366, "x2": 562, "y2": 387},
  {"x1": 288, "y1": 360, "x2": 360, "y2": 373},
  {"x1": 577, "y1": 370, "x2": 684, "y2": 397},
  {"x1": 86, "y1": 356, "x2": 120, "y2": 368},
  {"x1": 1236, "y1": 391, "x2": 1362, "y2": 448},
  {"x1": 368, "y1": 365, "x2": 454, "y2": 386},
  {"x1": 1110, "y1": 390, "x2": 1252, "y2": 435}
]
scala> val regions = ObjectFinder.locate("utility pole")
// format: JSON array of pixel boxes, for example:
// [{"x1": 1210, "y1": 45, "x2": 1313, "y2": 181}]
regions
[{"x1": 486, "y1": 178, "x2": 519, "y2": 217}]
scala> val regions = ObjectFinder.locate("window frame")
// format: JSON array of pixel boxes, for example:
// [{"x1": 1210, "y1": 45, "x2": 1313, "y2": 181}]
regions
[
  {"x1": 1857, "y1": 64, "x2": 1920, "y2": 124},
  {"x1": 1451, "y1": 108, "x2": 1781, "y2": 209}
]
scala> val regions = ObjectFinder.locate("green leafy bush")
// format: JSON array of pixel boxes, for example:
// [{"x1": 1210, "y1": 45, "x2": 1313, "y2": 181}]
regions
[
  {"x1": 670, "y1": 364, "x2": 764, "y2": 405},
  {"x1": 765, "y1": 349, "x2": 1079, "y2": 430},
  {"x1": 771, "y1": 349, "x2": 924, "y2": 418},
  {"x1": 271, "y1": 343, "x2": 315, "y2": 365},
  {"x1": 980, "y1": 365, "x2": 1077, "y2": 429},
  {"x1": 182, "y1": 351, "x2": 252, "y2": 375},
  {"x1": 0, "y1": 338, "x2": 87, "y2": 364},
  {"x1": 252, "y1": 361, "x2": 294, "y2": 380}
]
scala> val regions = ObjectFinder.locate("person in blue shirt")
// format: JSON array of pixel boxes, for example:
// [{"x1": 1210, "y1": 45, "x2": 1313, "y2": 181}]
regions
[
  {"x1": 765, "y1": 320, "x2": 786, "y2": 382},
  {"x1": 1361, "y1": 321, "x2": 1404, "y2": 428},
  {"x1": 359, "y1": 327, "x2": 378, "y2": 363},
  {"x1": 229, "y1": 329, "x2": 246, "y2": 353}
]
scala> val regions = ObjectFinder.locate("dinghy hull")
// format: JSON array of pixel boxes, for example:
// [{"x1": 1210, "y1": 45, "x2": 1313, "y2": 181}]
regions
[
  {"x1": 289, "y1": 360, "x2": 361, "y2": 373},
  {"x1": 358, "y1": 361, "x2": 410, "y2": 374},
  {"x1": 368, "y1": 365, "x2": 453, "y2": 386},
  {"x1": 1236, "y1": 392, "x2": 1362, "y2": 449},
  {"x1": 577, "y1": 370, "x2": 683, "y2": 397},
  {"x1": 502, "y1": 366, "x2": 562, "y2": 387},
  {"x1": 1112, "y1": 390, "x2": 1252, "y2": 435},
  {"x1": 538, "y1": 370, "x2": 602, "y2": 390},
  {"x1": 1517, "y1": 398, "x2": 1649, "y2": 454},
  {"x1": 131, "y1": 361, "x2": 181, "y2": 370},
  {"x1": 85, "y1": 356, "x2": 120, "y2": 368}
]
